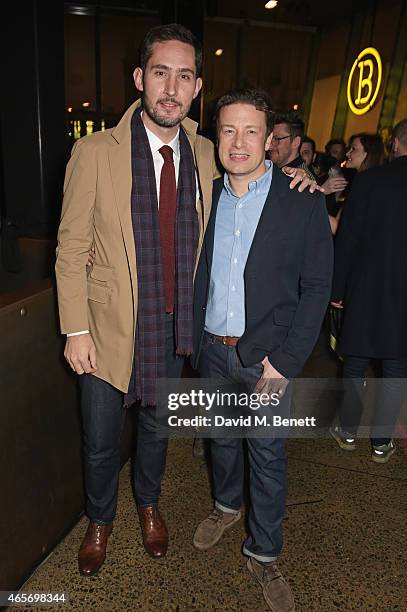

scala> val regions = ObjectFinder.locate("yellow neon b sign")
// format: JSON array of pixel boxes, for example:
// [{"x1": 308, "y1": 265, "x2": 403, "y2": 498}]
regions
[{"x1": 347, "y1": 47, "x2": 382, "y2": 115}]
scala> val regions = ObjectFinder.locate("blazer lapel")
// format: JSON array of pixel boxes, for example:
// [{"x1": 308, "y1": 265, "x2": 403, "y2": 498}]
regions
[
  {"x1": 204, "y1": 178, "x2": 223, "y2": 272},
  {"x1": 245, "y1": 166, "x2": 288, "y2": 267}
]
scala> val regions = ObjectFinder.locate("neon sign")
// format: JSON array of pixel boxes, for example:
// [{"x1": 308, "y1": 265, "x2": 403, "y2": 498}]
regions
[{"x1": 347, "y1": 47, "x2": 382, "y2": 116}]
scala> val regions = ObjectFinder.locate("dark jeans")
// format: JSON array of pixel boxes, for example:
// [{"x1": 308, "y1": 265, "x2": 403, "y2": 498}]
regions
[
  {"x1": 198, "y1": 332, "x2": 288, "y2": 562},
  {"x1": 80, "y1": 314, "x2": 184, "y2": 524},
  {"x1": 339, "y1": 355, "x2": 407, "y2": 446}
]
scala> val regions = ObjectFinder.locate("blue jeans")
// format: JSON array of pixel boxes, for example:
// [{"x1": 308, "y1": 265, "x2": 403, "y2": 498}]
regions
[
  {"x1": 340, "y1": 355, "x2": 407, "y2": 445},
  {"x1": 198, "y1": 332, "x2": 288, "y2": 562}
]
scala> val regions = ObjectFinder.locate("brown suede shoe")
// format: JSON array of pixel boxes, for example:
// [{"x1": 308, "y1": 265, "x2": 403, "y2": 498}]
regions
[
  {"x1": 247, "y1": 557, "x2": 295, "y2": 612},
  {"x1": 78, "y1": 521, "x2": 113, "y2": 577},
  {"x1": 193, "y1": 507, "x2": 242, "y2": 551},
  {"x1": 138, "y1": 505, "x2": 168, "y2": 558}
]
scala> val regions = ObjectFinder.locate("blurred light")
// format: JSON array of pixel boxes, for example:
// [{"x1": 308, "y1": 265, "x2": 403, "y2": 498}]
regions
[
  {"x1": 74, "y1": 120, "x2": 81, "y2": 140},
  {"x1": 67, "y1": 5, "x2": 95, "y2": 16},
  {"x1": 101, "y1": 119, "x2": 106, "y2": 131},
  {"x1": 82, "y1": 101, "x2": 91, "y2": 108},
  {"x1": 215, "y1": 49, "x2": 223, "y2": 57},
  {"x1": 265, "y1": 1, "x2": 278, "y2": 8},
  {"x1": 86, "y1": 120, "x2": 94, "y2": 136},
  {"x1": 293, "y1": 104, "x2": 299, "y2": 110},
  {"x1": 67, "y1": 107, "x2": 73, "y2": 113}
]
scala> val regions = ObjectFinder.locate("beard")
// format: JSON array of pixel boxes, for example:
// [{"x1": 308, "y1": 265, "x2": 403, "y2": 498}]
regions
[{"x1": 142, "y1": 94, "x2": 189, "y2": 128}]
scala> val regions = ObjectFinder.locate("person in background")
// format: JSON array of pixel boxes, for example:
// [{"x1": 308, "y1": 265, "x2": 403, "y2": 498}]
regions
[
  {"x1": 269, "y1": 112, "x2": 316, "y2": 179},
  {"x1": 344, "y1": 132, "x2": 384, "y2": 173},
  {"x1": 325, "y1": 138, "x2": 346, "y2": 165},
  {"x1": 328, "y1": 133, "x2": 385, "y2": 234},
  {"x1": 300, "y1": 136, "x2": 348, "y2": 219},
  {"x1": 329, "y1": 124, "x2": 406, "y2": 463},
  {"x1": 325, "y1": 136, "x2": 355, "y2": 202},
  {"x1": 310, "y1": 152, "x2": 343, "y2": 233},
  {"x1": 312, "y1": 151, "x2": 337, "y2": 181},
  {"x1": 300, "y1": 136, "x2": 316, "y2": 171}
]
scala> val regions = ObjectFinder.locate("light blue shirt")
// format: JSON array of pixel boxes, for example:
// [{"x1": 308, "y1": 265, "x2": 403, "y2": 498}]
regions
[{"x1": 205, "y1": 161, "x2": 273, "y2": 336}]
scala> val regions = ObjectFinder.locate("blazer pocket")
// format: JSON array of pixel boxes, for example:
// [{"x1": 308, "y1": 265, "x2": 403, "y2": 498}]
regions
[{"x1": 273, "y1": 308, "x2": 296, "y2": 326}]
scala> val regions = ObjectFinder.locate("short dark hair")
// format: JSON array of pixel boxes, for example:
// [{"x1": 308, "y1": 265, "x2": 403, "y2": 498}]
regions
[
  {"x1": 349, "y1": 133, "x2": 384, "y2": 171},
  {"x1": 215, "y1": 89, "x2": 274, "y2": 135},
  {"x1": 139, "y1": 23, "x2": 202, "y2": 76},
  {"x1": 273, "y1": 111, "x2": 304, "y2": 140},
  {"x1": 301, "y1": 136, "x2": 316, "y2": 153},
  {"x1": 393, "y1": 119, "x2": 407, "y2": 146},
  {"x1": 325, "y1": 138, "x2": 345, "y2": 155},
  {"x1": 312, "y1": 152, "x2": 337, "y2": 176}
]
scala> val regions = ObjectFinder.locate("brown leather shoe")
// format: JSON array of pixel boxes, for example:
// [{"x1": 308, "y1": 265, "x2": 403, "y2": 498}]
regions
[
  {"x1": 78, "y1": 521, "x2": 113, "y2": 576},
  {"x1": 138, "y1": 505, "x2": 168, "y2": 558}
]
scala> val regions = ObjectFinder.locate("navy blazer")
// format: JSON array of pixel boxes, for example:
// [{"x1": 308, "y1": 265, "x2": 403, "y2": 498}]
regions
[{"x1": 192, "y1": 166, "x2": 334, "y2": 378}]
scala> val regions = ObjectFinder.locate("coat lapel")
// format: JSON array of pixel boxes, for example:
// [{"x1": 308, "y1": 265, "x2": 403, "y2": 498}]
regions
[
  {"x1": 108, "y1": 137, "x2": 136, "y2": 286},
  {"x1": 108, "y1": 101, "x2": 140, "y2": 292}
]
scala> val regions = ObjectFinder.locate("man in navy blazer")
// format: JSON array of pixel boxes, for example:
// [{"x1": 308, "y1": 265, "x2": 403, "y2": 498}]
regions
[{"x1": 191, "y1": 89, "x2": 333, "y2": 612}]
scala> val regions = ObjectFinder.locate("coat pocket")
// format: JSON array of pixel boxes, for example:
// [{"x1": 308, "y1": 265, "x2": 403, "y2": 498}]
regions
[
  {"x1": 87, "y1": 281, "x2": 110, "y2": 303},
  {"x1": 89, "y1": 263, "x2": 113, "y2": 282}
]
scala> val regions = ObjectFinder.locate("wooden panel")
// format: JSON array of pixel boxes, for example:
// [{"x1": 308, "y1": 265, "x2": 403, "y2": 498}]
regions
[{"x1": 307, "y1": 75, "x2": 341, "y2": 150}]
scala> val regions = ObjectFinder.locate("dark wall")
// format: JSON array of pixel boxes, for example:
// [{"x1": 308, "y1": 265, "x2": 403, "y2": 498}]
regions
[{"x1": 1, "y1": 1, "x2": 67, "y2": 239}]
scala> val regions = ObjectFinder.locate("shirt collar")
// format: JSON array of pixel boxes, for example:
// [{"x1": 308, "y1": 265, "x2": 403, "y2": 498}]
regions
[
  {"x1": 143, "y1": 115, "x2": 180, "y2": 159},
  {"x1": 223, "y1": 160, "x2": 273, "y2": 197}
]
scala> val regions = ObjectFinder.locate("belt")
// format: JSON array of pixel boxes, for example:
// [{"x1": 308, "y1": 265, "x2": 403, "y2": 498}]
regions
[{"x1": 212, "y1": 335, "x2": 240, "y2": 347}]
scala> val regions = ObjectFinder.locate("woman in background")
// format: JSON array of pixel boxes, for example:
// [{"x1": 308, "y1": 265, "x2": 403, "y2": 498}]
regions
[
  {"x1": 329, "y1": 133, "x2": 384, "y2": 234},
  {"x1": 329, "y1": 132, "x2": 398, "y2": 463},
  {"x1": 345, "y1": 133, "x2": 384, "y2": 173}
]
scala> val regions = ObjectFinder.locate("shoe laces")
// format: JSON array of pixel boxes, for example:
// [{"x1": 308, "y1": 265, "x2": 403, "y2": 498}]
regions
[
  {"x1": 261, "y1": 562, "x2": 281, "y2": 583},
  {"x1": 208, "y1": 508, "x2": 226, "y2": 524},
  {"x1": 89, "y1": 523, "x2": 108, "y2": 545}
]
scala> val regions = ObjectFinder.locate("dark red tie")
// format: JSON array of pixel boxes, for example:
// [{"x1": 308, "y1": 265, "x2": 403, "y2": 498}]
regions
[{"x1": 159, "y1": 145, "x2": 177, "y2": 313}]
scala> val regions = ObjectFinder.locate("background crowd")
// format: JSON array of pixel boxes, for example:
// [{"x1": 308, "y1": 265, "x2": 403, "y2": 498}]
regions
[{"x1": 272, "y1": 112, "x2": 407, "y2": 464}]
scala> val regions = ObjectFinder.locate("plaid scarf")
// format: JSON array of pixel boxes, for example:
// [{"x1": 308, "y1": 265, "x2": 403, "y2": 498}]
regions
[{"x1": 125, "y1": 108, "x2": 198, "y2": 407}]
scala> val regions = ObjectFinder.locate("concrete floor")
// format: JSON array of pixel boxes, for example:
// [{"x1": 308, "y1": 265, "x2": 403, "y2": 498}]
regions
[{"x1": 19, "y1": 340, "x2": 407, "y2": 611}]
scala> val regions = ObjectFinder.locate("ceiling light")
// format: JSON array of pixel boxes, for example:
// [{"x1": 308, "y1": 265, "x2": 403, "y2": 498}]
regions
[
  {"x1": 293, "y1": 104, "x2": 299, "y2": 110},
  {"x1": 265, "y1": 1, "x2": 278, "y2": 9},
  {"x1": 215, "y1": 49, "x2": 223, "y2": 56},
  {"x1": 67, "y1": 107, "x2": 73, "y2": 113},
  {"x1": 82, "y1": 102, "x2": 91, "y2": 107}
]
